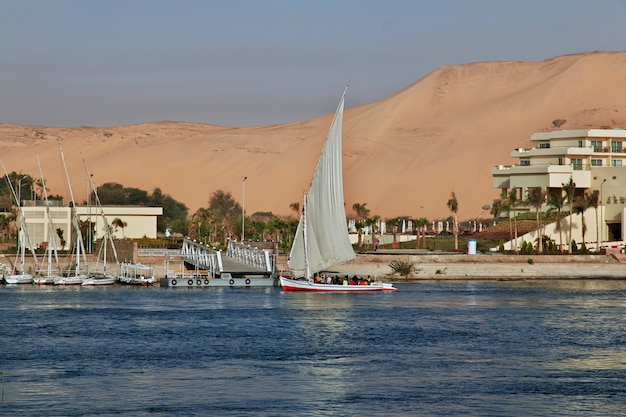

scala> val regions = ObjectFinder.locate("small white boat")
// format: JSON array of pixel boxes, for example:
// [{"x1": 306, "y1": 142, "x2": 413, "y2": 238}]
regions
[
  {"x1": 82, "y1": 273, "x2": 116, "y2": 286},
  {"x1": 118, "y1": 262, "x2": 156, "y2": 286},
  {"x1": 33, "y1": 275, "x2": 60, "y2": 285},
  {"x1": 280, "y1": 85, "x2": 396, "y2": 293},
  {"x1": 4, "y1": 272, "x2": 34, "y2": 285},
  {"x1": 54, "y1": 275, "x2": 87, "y2": 286}
]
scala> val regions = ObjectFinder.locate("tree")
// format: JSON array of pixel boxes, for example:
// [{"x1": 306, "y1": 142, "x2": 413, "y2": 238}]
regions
[
  {"x1": 507, "y1": 189, "x2": 519, "y2": 253},
  {"x1": 547, "y1": 190, "x2": 566, "y2": 252},
  {"x1": 352, "y1": 203, "x2": 370, "y2": 247},
  {"x1": 365, "y1": 214, "x2": 380, "y2": 250},
  {"x1": 415, "y1": 217, "x2": 429, "y2": 249},
  {"x1": 490, "y1": 198, "x2": 503, "y2": 226},
  {"x1": 446, "y1": 192, "x2": 459, "y2": 250},
  {"x1": 207, "y1": 190, "x2": 241, "y2": 243},
  {"x1": 352, "y1": 203, "x2": 370, "y2": 220},
  {"x1": 151, "y1": 188, "x2": 188, "y2": 233},
  {"x1": 525, "y1": 187, "x2": 546, "y2": 253},
  {"x1": 97, "y1": 183, "x2": 128, "y2": 204},
  {"x1": 587, "y1": 189, "x2": 600, "y2": 253},
  {"x1": 562, "y1": 177, "x2": 576, "y2": 253},
  {"x1": 289, "y1": 202, "x2": 300, "y2": 218},
  {"x1": 112, "y1": 218, "x2": 127, "y2": 238},
  {"x1": 573, "y1": 190, "x2": 595, "y2": 252}
]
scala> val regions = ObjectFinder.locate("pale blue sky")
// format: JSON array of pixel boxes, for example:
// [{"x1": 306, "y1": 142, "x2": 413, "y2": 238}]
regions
[{"x1": 2, "y1": 0, "x2": 626, "y2": 127}]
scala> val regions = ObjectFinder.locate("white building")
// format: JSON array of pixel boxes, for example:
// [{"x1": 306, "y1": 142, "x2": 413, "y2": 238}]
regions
[
  {"x1": 491, "y1": 128, "x2": 626, "y2": 249},
  {"x1": 20, "y1": 201, "x2": 163, "y2": 250}
]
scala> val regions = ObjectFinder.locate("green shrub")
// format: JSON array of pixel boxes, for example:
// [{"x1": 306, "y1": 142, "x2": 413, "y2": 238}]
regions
[{"x1": 388, "y1": 260, "x2": 416, "y2": 278}]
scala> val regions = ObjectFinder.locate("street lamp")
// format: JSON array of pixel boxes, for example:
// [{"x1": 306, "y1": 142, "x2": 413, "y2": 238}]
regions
[
  {"x1": 600, "y1": 178, "x2": 607, "y2": 252},
  {"x1": 242, "y1": 176, "x2": 247, "y2": 242},
  {"x1": 16, "y1": 176, "x2": 27, "y2": 206}
]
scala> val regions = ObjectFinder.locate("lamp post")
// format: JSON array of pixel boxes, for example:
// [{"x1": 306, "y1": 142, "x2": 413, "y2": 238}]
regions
[
  {"x1": 242, "y1": 176, "x2": 247, "y2": 242},
  {"x1": 600, "y1": 178, "x2": 607, "y2": 252}
]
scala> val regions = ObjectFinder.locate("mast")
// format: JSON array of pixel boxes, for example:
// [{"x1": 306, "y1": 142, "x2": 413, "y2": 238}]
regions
[
  {"x1": 36, "y1": 154, "x2": 60, "y2": 275},
  {"x1": 287, "y1": 82, "x2": 354, "y2": 277},
  {"x1": 59, "y1": 143, "x2": 87, "y2": 276},
  {"x1": 83, "y1": 159, "x2": 119, "y2": 266},
  {"x1": 302, "y1": 194, "x2": 310, "y2": 280},
  {"x1": 1, "y1": 159, "x2": 39, "y2": 272}
]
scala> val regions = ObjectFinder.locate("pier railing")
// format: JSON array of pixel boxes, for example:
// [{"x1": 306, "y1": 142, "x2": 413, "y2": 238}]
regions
[
  {"x1": 180, "y1": 239, "x2": 222, "y2": 274},
  {"x1": 226, "y1": 239, "x2": 273, "y2": 272}
]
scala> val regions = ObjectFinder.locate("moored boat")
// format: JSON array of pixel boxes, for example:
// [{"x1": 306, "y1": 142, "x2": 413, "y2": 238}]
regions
[
  {"x1": 279, "y1": 276, "x2": 396, "y2": 292},
  {"x1": 279, "y1": 85, "x2": 396, "y2": 292},
  {"x1": 118, "y1": 262, "x2": 156, "y2": 286},
  {"x1": 4, "y1": 272, "x2": 34, "y2": 285},
  {"x1": 81, "y1": 273, "x2": 116, "y2": 286}
]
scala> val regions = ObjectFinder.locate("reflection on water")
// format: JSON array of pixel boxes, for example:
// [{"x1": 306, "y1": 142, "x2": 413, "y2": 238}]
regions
[{"x1": 1, "y1": 281, "x2": 625, "y2": 416}]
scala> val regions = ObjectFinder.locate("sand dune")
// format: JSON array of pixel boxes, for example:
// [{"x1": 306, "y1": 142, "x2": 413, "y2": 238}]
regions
[{"x1": 2, "y1": 51, "x2": 626, "y2": 221}]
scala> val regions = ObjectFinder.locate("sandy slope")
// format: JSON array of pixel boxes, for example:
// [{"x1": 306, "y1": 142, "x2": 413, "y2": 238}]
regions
[{"x1": 2, "y1": 51, "x2": 626, "y2": 221}]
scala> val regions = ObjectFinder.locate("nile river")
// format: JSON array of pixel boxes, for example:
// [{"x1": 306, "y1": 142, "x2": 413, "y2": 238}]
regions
[{"x1": 1, "y1": 281, "x2": 625, "y2": 416}]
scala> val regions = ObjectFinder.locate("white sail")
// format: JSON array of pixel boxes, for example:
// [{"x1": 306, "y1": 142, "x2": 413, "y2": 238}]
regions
[{"x1": 288, "y1": 87, "x2": 355, "y2": 278}]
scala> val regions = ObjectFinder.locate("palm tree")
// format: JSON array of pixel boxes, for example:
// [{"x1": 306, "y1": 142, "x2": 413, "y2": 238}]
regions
[
  {"x1": 573, "y1": 190, "x2": 596, "y2": 251},
  {"x1": 112, "y1": 218, "x2": 127, "y2": 239},
  {"x1": 562, "y1": 177, "x2": 576, "y2": 253},
  {"x1": 352, "y1": 203, "x2": 370, "y2": 247},
  {"x1": 365, "y1": 214, "x2": 380, "y2": 250},
  {"x1": 289, "y1": 202, "x2": 300, "y2": 218},
  {"x1": 587, "y1": 189, "x2": 600, "y2": 253},
  {"x1": 525, "y1": 187, "x2": 546, "y2": 253},
  {"x1": 415, "y1": 217, "x2": 429, "y2": 249},
  {"x1": 490, "y1": 198, "x2": 503, "y2": 226},
  {"x1": 547, "y1": 190, "x2": 566, "y2": 252},
  {"x1": 446, "y1": 192, "x2": 459, "y2": 250},
  {"x1": 352, "y1": 202, "x2": 370, "y2": 220}
]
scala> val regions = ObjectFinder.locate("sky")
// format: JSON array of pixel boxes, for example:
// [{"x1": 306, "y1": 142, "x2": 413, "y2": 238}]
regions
[{"x1": 2, "y1": 0, "x2": 626, "y2": 128}]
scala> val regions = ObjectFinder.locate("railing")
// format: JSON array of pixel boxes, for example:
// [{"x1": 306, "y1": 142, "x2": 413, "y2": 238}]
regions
[
  {"x1": 226, "y1": 239, "x2": 273, "y2": 272},
  {"x1": 180, "y1": 239, "x2": 221, "y2": 274},
  {"x1": 137, "y1": 248, "x2": 181, "y2": 257}
]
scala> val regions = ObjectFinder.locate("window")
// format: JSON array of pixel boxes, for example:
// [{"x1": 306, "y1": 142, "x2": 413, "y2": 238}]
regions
[
  {"x1": 591, "y1": 140, "x2": 603, "y2": 152},
  {"x1": 611, "y1": 159, "x2": 623, "y2": 167},
  {"x1": 612, "y1": 141, "x2": 623, "y2": 152},
  {"x1": 571, "y1": 158, "x2": 583, "y2": 170},
  {"x1": 579, "y1": 140, "x2": 583, "y2": 147},
  {"x1": 558, "y1": 157, "x2": 564, "y2": 165},
  {"x1": 538, "y1": 142, "x2": 550, "y2": 149},
  {"x1": 520, "y1": 159, "x2": 530, "y2": 166},
  {"x1": 591, "y1": 159, "x2": 603, "y2": 166}
]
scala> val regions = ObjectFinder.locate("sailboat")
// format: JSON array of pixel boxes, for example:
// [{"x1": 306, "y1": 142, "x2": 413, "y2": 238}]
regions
[
  {"x1": 279, "y1": 86, "x2": 396, "y2": 292},
  {"x1": 32, "y1": 154, "x2": 63, "y2": 285},
  {"x1": 1, "y1": 162, "x2": 39, "y2": 284},
  {"x1": 81, "y1": 162, "x2": 118, "y2": 286},
  {"x1": 54, "y1": 144, "x2": 88, "y2": 285}
]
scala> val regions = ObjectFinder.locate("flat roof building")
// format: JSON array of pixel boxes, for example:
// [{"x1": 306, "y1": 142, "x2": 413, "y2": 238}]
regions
[
  {"x1": 20, "y1": 201, "x2": 163, "y2": 250},
  {"x1": 492, "y1": 128, "x2": 626, "y2": 247}
]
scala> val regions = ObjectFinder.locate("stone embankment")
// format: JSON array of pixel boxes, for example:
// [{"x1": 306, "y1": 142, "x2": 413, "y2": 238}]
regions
[
  {"x1": 331, "y1": 252, "x2": 626, "y2": 281},
  {"x1": 3, "y1": 252, "x2": 625, "y2": 282}
]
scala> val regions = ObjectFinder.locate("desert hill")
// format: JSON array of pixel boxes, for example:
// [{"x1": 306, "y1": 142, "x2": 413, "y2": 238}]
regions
[{"x1": 1, "y1": 51, "x2": 626, "y2": 221}]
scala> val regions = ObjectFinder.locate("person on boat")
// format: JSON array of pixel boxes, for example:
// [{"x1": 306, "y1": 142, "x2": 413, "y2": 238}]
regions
[
  {"x1": 349, "y1": 277, "x2": 356, "y2": 285},
  {"x1": 326, "y1": 276, "x2": 332, "y2": 285}
]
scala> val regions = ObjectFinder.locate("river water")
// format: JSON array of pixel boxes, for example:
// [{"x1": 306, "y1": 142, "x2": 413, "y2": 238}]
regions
[{"x1": 1, "y1": 281, "x2": 625, "y2": 416}]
